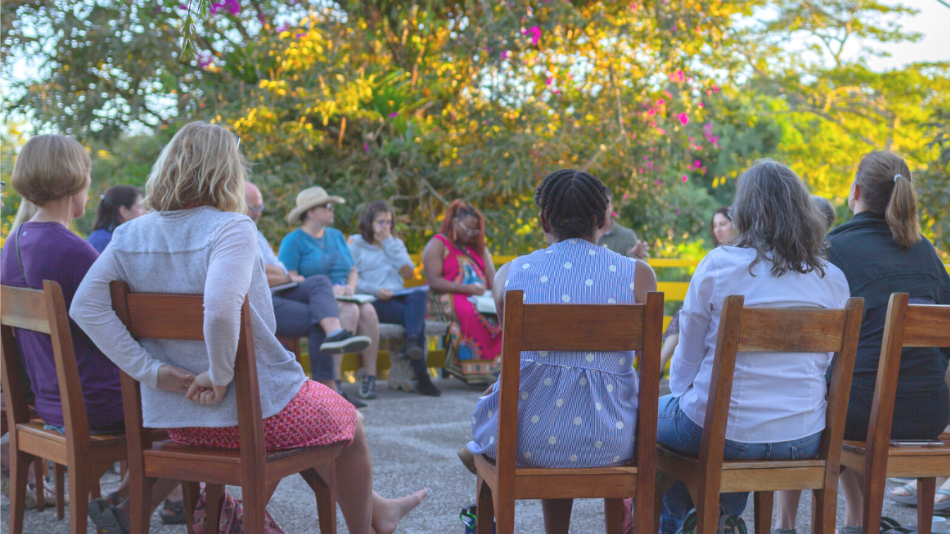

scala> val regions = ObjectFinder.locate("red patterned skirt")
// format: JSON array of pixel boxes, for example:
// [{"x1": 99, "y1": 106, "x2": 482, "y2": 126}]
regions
[{"x1": 167, "y1": 380, "x2": 357, "y2": 450}]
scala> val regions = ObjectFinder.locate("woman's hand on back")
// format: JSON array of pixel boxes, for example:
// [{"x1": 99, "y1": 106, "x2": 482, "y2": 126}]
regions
[
  {"x1": 185, "y1": 372, "x2": 229, "y2": 405},
  {"x1": 156, "y1": 365, "x2": 197, "y2": 394}
]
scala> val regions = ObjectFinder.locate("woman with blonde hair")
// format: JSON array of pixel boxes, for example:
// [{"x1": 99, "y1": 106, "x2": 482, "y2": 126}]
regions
[{"x1": 71, "y1": 121, "x2": 426, "y2": 534}]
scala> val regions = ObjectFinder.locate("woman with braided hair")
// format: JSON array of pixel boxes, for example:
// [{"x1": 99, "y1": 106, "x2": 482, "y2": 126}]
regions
[
  {"x1": 465, "y1": 169, "x2": 657, "y2": 534},
  {"x1": 423, "y1": 200, "x2": 502, "y2": 385}
]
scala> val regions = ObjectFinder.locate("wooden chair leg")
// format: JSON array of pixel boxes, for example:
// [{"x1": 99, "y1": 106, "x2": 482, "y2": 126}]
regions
[
  {"x1": 302, "y1": 464, "x2": 338, "y2": 534},
  {"x1": 54, "y1": 463, "x2": 65, "y2": 520},
  {"x1": 812, "y1": 487, "x2": 837, "y2": 534},
  {"x1": 917, "y1": 477, "x2": 936, "y2": 534},
  {"x1": 182, "y1": 481, "x2": 201, "y2": 534},
  {"x1": 605, "y1": 498, "x2": 624, "y2": 534},
  {"x1": 205, "y1": 483, "x2": 226, "y2": 533},
  {"x1": 67, "y1": 463, "x2": 89, "y2": 534},
  {"x1": 695, "y1": 484, "x2": 720, "y2": 534},
  {"x1": 33, "y1": 457, "x2": 45, "y2": 512},
  {"x1": 89, "y1": 474, "x2": 102, "y2": 499},
  {"x1": 129, "y1": 476, "x2": 156, "y2": 534},
  {"x1": 9, "y1": 452, "x2": 33, "y2": 534},
  {"x1": 476, "y1": 475, "x2": 495, "y2": 534},
  {"x1": 754, "y1": 491, "x2": 774, "y2": 534}
]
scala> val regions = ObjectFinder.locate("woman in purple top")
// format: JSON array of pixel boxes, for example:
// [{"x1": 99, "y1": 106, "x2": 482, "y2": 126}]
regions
[{"x1": 1, "y1": 134, "x2": 125, "y2": 432}]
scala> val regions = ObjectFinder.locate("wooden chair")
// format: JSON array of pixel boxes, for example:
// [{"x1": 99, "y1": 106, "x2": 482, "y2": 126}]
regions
[
  {"x1": 110, "y1": 281, "x2": 343, "y2": 534},
  {"x1": 474, "y1": 290, "x2": 665, "y2": 534},
  {"x1": 1, "y1": 281, "x2": 127, "y2": 534},
  {"x1": 655, "y1": 295, "x2": 865, "y2": 534},
  {"x1": 839, "y1": 293, "x2": 950, "y2": 534}
]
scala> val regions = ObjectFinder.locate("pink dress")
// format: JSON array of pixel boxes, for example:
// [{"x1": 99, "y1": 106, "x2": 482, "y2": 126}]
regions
[{"x1": 430, "y1": 235, "x2": 502, "y2": 382}]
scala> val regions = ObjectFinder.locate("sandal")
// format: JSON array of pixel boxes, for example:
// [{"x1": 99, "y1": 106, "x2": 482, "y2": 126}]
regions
[
  {"x1": 886, "y1": 482, "x2": 919, "y2": 505},
  {"x1": 935, "y1": 489, "x2": 950, "y2": 511}
]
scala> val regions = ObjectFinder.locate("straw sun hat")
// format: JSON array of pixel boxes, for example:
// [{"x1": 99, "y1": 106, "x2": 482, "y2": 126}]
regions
[{"x1": 287, "y1": 186, "x2": 345, "y2": 225}]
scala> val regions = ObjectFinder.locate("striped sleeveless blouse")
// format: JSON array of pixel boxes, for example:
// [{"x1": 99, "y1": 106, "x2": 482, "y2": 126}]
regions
[{"x1": 467, "y1": 238, "x2": 640, "y2": 468}]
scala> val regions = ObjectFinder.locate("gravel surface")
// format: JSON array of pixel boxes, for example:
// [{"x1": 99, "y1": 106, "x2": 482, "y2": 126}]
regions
[{"x1": 1, "y1": 377, "x2": 939, "y2": 533}]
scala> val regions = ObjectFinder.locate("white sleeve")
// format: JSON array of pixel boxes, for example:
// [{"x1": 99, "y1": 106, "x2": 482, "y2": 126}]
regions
[
  {"x1": 668, "y1": 255, "x2": 716, "y2": 396},
  {"x1": 204, "y1": 219, "x2": 259, "y2": 387},
  {"x1": 70, "y1": 247, "x2": 165, "y2": 388}
]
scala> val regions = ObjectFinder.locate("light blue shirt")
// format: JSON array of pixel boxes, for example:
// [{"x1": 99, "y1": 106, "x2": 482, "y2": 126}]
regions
[
  {"x1": 256, "y1": 230, "x2": 286, "y2": 272},
  {"x1": 278, "y1": 227, "x2": 354, "y2": 285}
]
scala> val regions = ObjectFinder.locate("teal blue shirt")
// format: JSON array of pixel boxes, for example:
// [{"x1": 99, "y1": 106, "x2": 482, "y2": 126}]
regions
[{"x1": 278, "y1": 227, "x2": 354, "y2": 285}]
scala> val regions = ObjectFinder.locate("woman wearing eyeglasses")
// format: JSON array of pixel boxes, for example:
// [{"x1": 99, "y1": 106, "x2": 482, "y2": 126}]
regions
[
  {"x1": 279, "y1": 187, "x2": 381, "y2": 404},
  {"x1": 422, "y1": 200, "x2": 502, "y2": 385}
]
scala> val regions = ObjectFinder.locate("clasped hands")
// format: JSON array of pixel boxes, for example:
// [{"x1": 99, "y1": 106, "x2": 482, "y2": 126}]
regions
[{"x1": 156, "y1": 364, "x2": 229, "y2": 405}]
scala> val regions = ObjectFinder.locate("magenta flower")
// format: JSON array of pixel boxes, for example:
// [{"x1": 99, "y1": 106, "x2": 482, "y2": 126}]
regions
[
  {"x1": 546, "y1": 77, "x2": 553, "y2": 86},
  {"x1": 364, "y1": 142, "x2": 370, "y2": 153},
  {"x1": 654, "y1": 179, "x2": 662, "y2": 185},
  {"x1": 388, "y1": 112, "x2": 399, "y2": 118},
  {"x1": 295, "y1": 32, "x2": 306, "y2": 39},
  {"x1": 694, "y1": 160, "x2": 701, "y2": 168},
  {"x1": 501, "y1": 50, "x2": 509, "y2": 59},
  {"x1": 523, "y1": 26, "x2": 542, "y2": 46},
  {"x1": 197, "y1": 53, "x2": 213, "y2": 69},
  {"x1": 682, "y1": 175, "x2": 687, "y2": 182},
  {"x1": 678, "y1": 112, "x2": 689, "y2": 125},
  {"x1": 276, "y1": 23, "x2": 289, "y2": 33},
  {"x1": 210, "y1": 0, "x2": 239, "y2": 15}
]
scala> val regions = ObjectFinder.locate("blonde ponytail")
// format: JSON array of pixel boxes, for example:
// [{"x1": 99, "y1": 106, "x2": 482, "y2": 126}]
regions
[{"x1": 855, "y1": 151, "x2": 922, "y2": 249}]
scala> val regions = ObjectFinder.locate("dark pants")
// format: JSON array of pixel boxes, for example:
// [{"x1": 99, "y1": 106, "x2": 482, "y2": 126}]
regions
[
  {"x1": 372, "y1": 290, "x2": 429, "y2": 375},
  {"x1": 273, "y1": 275, "x2": 338, "y2": 382},
  {"x1": 844, "y1": 381, "x2": 950, "y2": 441}
]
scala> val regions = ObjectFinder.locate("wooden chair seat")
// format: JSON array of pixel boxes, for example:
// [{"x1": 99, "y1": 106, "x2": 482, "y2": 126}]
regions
[
  {"x1": 658, "y1": 445, "x2": 828, "y2": 493},
  {"x1": 474, "y1": 454, "x2": 639, "y2": 500},
  {"x1": 841, "y1": 439, "x2": 950, "y2": 480},
  {"x1": 141, "y1": 440, "x2": 344, "y2": 487}
]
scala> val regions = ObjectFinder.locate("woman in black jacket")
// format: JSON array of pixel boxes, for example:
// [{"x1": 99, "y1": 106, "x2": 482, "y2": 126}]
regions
[{"x1": 774, "y1": 151, "x2": 950, "y2": 534}]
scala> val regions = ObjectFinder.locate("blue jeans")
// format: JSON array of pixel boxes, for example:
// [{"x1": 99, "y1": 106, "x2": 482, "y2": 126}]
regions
[
  {"x1": 657, "y1": 395, "x2": 823, "y2": 534},
  {"x1": 372, "y1": 290, "x2": 429, "y2": 374}
]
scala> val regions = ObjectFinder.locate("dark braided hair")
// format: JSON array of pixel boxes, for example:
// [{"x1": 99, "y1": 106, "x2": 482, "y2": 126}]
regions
[{"x1": 534, "y1": 169, "x2": 608, "y2": 240}]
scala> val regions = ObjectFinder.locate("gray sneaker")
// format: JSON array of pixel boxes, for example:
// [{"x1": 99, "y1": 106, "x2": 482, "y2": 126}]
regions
[{"x1": 358, "y1": 368, "x2": 377, "y2": 399}]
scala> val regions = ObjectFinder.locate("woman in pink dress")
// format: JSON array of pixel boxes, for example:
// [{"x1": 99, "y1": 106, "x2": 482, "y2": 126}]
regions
[{"x1": 422, "y1": 200, "x2": 502, "y2": 385}]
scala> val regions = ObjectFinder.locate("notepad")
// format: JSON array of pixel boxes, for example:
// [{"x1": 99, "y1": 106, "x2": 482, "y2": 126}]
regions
[{"x1": 336, "y1": 294, "x2": 377, "y2": 304}]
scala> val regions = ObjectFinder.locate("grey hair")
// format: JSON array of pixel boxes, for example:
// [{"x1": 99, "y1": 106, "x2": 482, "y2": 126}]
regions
[{"x1": 730, "y1": 160, "x2": 828, "y2": 277}]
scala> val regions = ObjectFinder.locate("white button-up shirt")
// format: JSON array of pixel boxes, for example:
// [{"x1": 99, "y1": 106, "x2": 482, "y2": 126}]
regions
[
  {"x1": 256, "y1": 230, "x2": 286, "y2": 272},
  {"x1": 670, "y1": 246, "x2": 850, "y2": 443}
]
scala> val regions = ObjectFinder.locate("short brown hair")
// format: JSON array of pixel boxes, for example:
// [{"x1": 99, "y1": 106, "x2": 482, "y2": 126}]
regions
[
  {"x1": 144, "y1": 121, "x2": 247, "y2": 213},
  {"x1": 11, "y1": 134, "x2": 91, "y2": 205},
  {"x1": 855, "y1": 151, "x2": 921, "y2": 249}
]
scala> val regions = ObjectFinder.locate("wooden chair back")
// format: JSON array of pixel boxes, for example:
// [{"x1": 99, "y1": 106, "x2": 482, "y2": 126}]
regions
[
  {"x1": 495, "y1": 290, "x2": 664, "y2": 534},
  {"x1": 1, "y1": 281, "x2": 92, "y2": 445},
  {"x1": 697, "y1": 295, "x2": 865, "y2": 489},
  {"x1": 861, "y1": 293, "x2": 950, "y2": 534},
  {"x1": 109, "y1": 281, "x2": 267, "y2": 480}
]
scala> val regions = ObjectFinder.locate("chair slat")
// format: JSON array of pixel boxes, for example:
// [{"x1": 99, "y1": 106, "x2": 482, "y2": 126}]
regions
[
  {"x1": 902, "y1": 305, "x2": 950, "y2": 348},
  {"x1": 520, "y1": 304, "x2": 645, "y2": 351},
  {"x1": 124, "y1": 293, "x2": 205, "y2": 340},
  {"x1": 737, "y1": 307, "x2": 847, "y2": 352},
  {"x1": 0, "y1": 286, "x2": 51, "y2": 335}
]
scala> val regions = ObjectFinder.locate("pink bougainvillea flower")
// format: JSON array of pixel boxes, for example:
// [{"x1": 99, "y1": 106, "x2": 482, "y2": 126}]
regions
[
  {"x1": 706, "y1": 90, "x2": 713, "y2": 96},
  {"x1": 678, "y1": 112, "x2": 689, "y2": 125},
  {"x1": 210, "y1": 0, "x2": 239, "y2": 15},
  {"x1": 197, "y1": 53, "x2": 213, "y2": 69},
  {"x1": 523, "y1": 26, "x2": 542, "y2": 46},
  {"x1": 178, "y1": 3, "x2": 189, "y2": 10},
  {"x1": 682, "y1": 175, "x2": 688, "y2": 182},
  {"x1": 654, "y1": 179, "x2": 662, "y2": 185},
  {"x1": 364, "y1": 142, "x2": 370, "y2": 153},
  {"x1": 656, "y1": 127, "x2": 666, "y2": 135},
  {"x1": 694, "y1": 160, "x2": 702, "y2": 168},
  {"x1": 657, "y1": 99, "x2": 665, "y2": 106},
  {"x1": 546, "y1": 77, "x2": 553, "y2": 85},
  {"x1": 388, "y1": 112, "x2": 399, "y2": 118},
  {"x1": 611, "y1": 212, "x2": 618, "y2": 217},
  {"x1": 698, "y1": 102, "x2": 704, "y2": 108},
  {"x1": 295, "y1": 32, "x2": 306, "y2": 39},
  {"x1": 501, "y1": 50, "x2": 509, "y2": 59}
]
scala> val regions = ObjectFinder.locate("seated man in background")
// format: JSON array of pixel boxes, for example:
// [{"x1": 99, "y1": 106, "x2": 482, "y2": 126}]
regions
[
  {"x1": 245, "y1": 183, "x2": 370, "y2": 404},
  {"x1": 596, "y1": 188, "x2": 649, "y2": 259}
]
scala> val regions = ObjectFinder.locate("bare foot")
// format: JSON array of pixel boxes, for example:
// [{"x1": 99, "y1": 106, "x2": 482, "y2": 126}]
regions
[{"x1": 372, "y1": 488, "x2": 428, "y2": 534}]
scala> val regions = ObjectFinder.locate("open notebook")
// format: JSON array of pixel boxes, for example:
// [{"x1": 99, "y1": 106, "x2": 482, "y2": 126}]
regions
[{"x1": 468, "y1": 290, "x2": 497, "y2": 314}]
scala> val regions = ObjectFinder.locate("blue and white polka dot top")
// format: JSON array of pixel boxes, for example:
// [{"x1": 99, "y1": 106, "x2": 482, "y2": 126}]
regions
[{"x1": 467, "y1": 238, "x2": 640, "y2": 468}]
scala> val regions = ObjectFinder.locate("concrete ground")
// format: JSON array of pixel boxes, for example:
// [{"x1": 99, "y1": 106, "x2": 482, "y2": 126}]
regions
[{"x1": 1, "y1": 377, "x2": 939, "y2": 533}]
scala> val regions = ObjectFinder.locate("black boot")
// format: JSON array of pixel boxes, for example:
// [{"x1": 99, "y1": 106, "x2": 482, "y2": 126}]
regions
[{"x1": 412, "y1": 358, "x2": 441, "y2": 397}]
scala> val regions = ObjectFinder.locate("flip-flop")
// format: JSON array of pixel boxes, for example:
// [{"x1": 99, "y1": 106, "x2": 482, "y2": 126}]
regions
[
  {"x1": 886, "y1": 482, "x2": 919, "y2": 505},
  {"x1": 934, "y1": 489, "x2": 950, "y2": 511}
]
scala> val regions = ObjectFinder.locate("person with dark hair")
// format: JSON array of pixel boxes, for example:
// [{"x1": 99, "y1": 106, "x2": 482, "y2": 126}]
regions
[
  {"x1": 279, "y1": 187, "x2": 381, "y2": 402},
  {"x1": 422, "y1": 200, "x2": 501, "y2": 385},
  {"x1": 709, "y1": 205, "x2": 737, "y2": 245},
  {"x1": 774, "y1": 152, "x2": 950, "y2": 534},
  {"x1": 350, "y1": 200, "x2": 440, "y2": 396},
  {"x1": 87, "y1": 185, "x2": 147, "y2": 253},
  {"x1": 466, "y1": 169, "x2": 656, "y2": 533},
  {"x1": 657, "y1": 160, "x2": 850, "y2": 534},
  {"x1": 596, "y1": 189, "x2": 649, "y2": 258},
  {"x1": 811, "y1": 195, "x2": 836, "y2": 231}
]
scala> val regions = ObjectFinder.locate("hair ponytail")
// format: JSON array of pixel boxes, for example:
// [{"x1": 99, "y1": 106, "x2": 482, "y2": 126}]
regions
[
  {"x1": 93, "y1": 185, "x2": 141, "y2": 231},
  {"x1": 855, "y1": 151, "x2": 921, "y2": 249}
]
